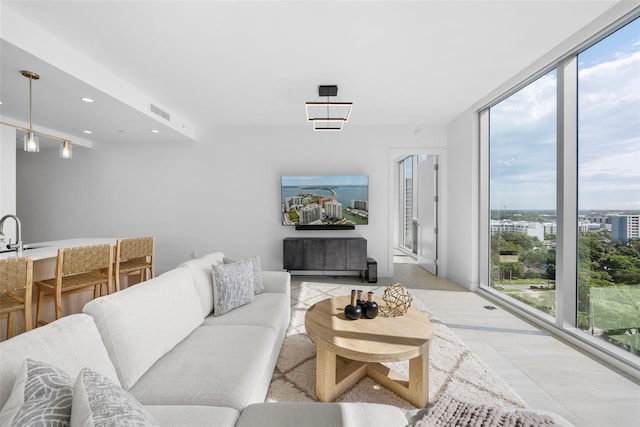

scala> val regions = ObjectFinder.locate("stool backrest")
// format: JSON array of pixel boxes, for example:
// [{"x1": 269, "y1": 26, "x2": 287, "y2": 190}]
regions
[
  {"x1": 117, "y1": 237, "x2": 155, "y2": 261},
  {"x1": 59, "y1": 244, "x2": 113, "y2": 275},
  {"x1": 0, "y1": 257, "x2": 33, "y2": 294}
]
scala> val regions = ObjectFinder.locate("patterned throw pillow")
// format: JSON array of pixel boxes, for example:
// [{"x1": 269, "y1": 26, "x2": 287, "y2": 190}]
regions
[
  {"x1": 70, "y1": 367, "x2": 158, "y2": 427},
  {"x1": 0, "y1": 359, "x2": 74, "y2": 426},
  {"x1": 212, "y1": 258, "x2": 255, "y2": 317},
  {"x1": 223, "y1": 254, "x2": 265, "y2": 294}
]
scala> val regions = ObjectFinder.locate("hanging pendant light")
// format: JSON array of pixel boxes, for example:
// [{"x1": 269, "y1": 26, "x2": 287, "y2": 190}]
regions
[
  {"x1": 24, "y1": 131, "x2": 39, "y2": 152},
  {"x1": 60, "y1": 140, "x2": 72, "y2": 159},
  {"x1": 1, "y1": 70, "x2": 74, "y2": 157},
  {"x1": 22, "y1": 71, "x2": 40, "y2": 152}
]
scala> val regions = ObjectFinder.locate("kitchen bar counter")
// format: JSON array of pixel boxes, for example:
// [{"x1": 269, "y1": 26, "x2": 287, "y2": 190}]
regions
[
  {"x1": 0, "y1": 238, "x2": 119, "y2": 341},
  {"x1": 0, "y1": 238, "x2": 118, "y2": 262}
]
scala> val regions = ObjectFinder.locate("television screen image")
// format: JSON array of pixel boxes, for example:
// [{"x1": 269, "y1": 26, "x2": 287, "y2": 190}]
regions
[{"x1": 281, "y1": 175, "x2": 369, "y2": 226}]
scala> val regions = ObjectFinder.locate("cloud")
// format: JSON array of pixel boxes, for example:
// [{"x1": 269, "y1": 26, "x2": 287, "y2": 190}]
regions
[
  {"x1": 490, "y1": 23, "x2": 639, "y2": 210},
  {"x1": 579, "y1": 150, "x2": 640, "y2": 179},
  {"x1": 578, "y1": 42, "x2": 639, "y2": 211}
]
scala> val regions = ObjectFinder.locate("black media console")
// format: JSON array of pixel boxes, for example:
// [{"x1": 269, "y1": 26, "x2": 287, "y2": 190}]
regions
[{"x1": 283, "y1": 237, "x2": 367, "y2": 277}]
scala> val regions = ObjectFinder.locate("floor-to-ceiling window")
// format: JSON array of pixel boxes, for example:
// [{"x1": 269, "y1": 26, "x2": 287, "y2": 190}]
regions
[
  {"x1": 482, "y1": 15, "x2": 639, "y2": 365},
  {"x1": 577, "y1": 19, "x2": 640, "y2": 356},
  {"x1": 488, "y1": 70, "x2": 558, "y2": 316}
]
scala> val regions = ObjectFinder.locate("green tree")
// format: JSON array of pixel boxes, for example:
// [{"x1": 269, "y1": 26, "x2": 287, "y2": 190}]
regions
[
  {"x1": 500, "y1": 262, "x2": 523, "y2": 280},
  {"x1": 521, "y1": 248, "x2": 547, "y2": 265}
]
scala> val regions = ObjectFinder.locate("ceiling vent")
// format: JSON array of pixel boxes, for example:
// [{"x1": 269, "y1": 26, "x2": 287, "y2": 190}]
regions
[{"x1": 150, "y1": 103, "x2": 171, "y2": 121}]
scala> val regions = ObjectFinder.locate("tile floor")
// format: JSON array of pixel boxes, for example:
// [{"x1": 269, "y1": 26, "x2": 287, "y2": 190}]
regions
[{"x1": 291, "y1": 262, "x2": 640, "y2": 427}]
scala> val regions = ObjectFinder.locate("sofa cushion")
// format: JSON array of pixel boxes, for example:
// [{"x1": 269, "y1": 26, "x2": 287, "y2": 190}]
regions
[
  {"x1": 213, "y1": 259, "x2": 255, "y2": 316},
  {"x1": 179, "y1": 252, "x2": 225, "y2": 317},
  {"x1": 0, "y1": 359, "x2": 74, "y2": 426},
  {"x1": 129, "y1": 325, "x2": 279, "y2": 410},
  {"x1": 83, "y1": 267, "x2": 203, "y2": 390},
  {"x1": 71, "y1": 367, "x2": 159, "y2": 427},
  {"x1": 223, "y1": 254, "x2": 265, "y2": 294},
  {"x1": 236, "y1": 402, "x2": 409, "y2": 427},
  {"x1": 202, "y1": 292, "x2": 290, "y2": 341},
  {"x1": 0, "y1": 313, "x2": 119, "y2": 410},
  {"x1": 144, "y1": 405, "x2": 239, "y2": 427},
  {"x1": 262, "y1": 271, "x2": 291, "y2": 297}
]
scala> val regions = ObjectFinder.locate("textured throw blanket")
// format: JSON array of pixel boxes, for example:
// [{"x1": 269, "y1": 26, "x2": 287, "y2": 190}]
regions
[{"x1": 414, "y1": 395, "x2": 560, "y2": 427}]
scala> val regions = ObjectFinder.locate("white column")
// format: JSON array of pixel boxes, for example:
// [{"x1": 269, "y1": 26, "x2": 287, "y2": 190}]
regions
[{"x1": 0, "y1": 126, "x2": 17, "y2": 242}]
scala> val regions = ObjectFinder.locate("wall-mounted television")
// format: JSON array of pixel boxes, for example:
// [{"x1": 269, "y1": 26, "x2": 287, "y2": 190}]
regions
[{"x1": 281, "y1": 175, "x2": 369, "y2": 229}]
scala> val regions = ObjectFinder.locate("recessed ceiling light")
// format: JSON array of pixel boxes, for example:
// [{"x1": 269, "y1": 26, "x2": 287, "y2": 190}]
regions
[
  {"x1": 81, "y1": 97, "x2": 94, "y2": 103},
  {"x1": 83, "y1": 130, "x2": 93, "y2": 134},
  {"x1": 151, "y1": 129, "x2": 160, "y2": 133}
]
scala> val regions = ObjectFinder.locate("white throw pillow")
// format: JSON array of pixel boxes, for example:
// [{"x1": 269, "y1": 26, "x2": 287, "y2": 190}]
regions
[
  {"x1": 223, "y1": 254, "x2": 265, "y2": 295},
  {"x1": 212, "y1": 259, "x2": 255, "y2": 317},
  {"x1": 0, "y1": 359, "x2": 74, "y2": 426},
  {"x1": 70, "y1": 368, "x2": 159, "y2": 427}
]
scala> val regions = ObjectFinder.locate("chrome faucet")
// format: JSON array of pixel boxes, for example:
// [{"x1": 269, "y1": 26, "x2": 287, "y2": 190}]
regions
[{"x1": 0, "y1": 214, "x2": 23, "y2": 256}]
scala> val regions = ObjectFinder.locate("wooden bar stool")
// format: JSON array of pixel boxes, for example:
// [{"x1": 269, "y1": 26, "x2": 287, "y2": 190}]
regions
[
  {"x1": 0, "y1": 257, "x2": 33, "y2": 339},
  {"x1": 35, "y1": 244, "x2": 113, "y2": 326},
  {"x1": 114, "y1": 237, "x2": 155, "y2": 292}
]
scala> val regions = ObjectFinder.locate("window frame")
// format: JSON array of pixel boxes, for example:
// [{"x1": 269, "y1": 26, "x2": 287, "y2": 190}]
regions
[{"x1": 478, "y1": 10, "x2": 640, "y2": 374}]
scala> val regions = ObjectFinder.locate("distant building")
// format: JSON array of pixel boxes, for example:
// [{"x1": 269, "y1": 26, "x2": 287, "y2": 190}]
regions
[
  {"x1": 318, "y1": 196, "x2": 332, "y2": 208},
  {"x1": 578, "y1": 221, "x2": 602, "y2": 232},
  {"x1": 490, "y1": 220, "x2": 544, "y2": 241},
  {"x1": 284, "y1": 196, "x2": 309, "y2": 210},
  {"x1": 325, "y1": 200, "x2": 343, "y2": 220},
  {"x1": 351, "y1": 200, "x2": 368, "y2": 211},
  {"x1": 299, "y1": 204, "x2": 322, "y2": 224},
  {"x1": 499, "y1": 254, "x2": 519, "y2": 263},
  {"x1": 611, "y1": 215, "x2": 640, "y2": 245},
  {"x1": 284, "y1": 196, "x2": 304, "y2": 210},
  {"x1": 405, "y1": 178, "x2": 413, "y2": 247},
  {"x1": 583, "y1": 215, "x2": 608, "y2": 228},
  {"x1": 543, "y1": 223, "x2": 557, "y2": 236}
]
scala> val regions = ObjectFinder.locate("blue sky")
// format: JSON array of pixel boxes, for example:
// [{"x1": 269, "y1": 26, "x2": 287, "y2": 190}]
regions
[
  {"x1": 490, "y1": 17, "x2": 639, "y2": 211},
  {"x1": 281, "y1": 175, "x2": 368, "y2": 187}
]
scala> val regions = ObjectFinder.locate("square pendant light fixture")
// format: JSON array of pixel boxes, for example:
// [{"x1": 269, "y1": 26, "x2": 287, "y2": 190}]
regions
[{"x1": 305, "y1": 85, "x2": 352, "y2": 131}]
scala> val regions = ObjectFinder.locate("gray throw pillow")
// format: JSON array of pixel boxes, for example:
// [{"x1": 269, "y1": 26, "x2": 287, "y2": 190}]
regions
[
  {"x1": 212, "y1": 258, "x2": 255, "y2": 316},
  {"x1": 0, "y1": 359, "x2": 73, "y2": 426},
  {"x1": 71, "y1": 367, "x2": 159, "y2": 427},
  {"x1": 223, "y1": 254, "x2": 265, "y2": 294}
]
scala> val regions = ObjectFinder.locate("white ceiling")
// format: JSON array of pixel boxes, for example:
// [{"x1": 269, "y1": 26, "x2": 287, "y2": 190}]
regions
[{"x1": 0, "y1": 1, "x2": 626, "y2": 147}]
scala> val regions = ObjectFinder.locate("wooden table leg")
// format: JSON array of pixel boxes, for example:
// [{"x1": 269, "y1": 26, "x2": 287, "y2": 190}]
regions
[
  {"x1": 316, "y1": 344, "x2": 368, "y2": 402},
  {"x1": 408, "y1": 347, "x2": 429, "y2": 408},
  {"x1": 366, "y1": 348, "x2": 429, "y2": 408},
  {"x1": 316, "y1": 342, "x2": 337, "y2": 402}
]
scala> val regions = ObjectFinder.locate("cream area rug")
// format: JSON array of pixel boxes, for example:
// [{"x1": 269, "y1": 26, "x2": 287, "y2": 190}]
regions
[{"x1": 266, "y1": 282, "x2": 529, "y2": 414}]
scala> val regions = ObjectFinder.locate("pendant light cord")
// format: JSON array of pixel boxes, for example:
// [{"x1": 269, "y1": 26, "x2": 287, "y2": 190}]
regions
[{"x1": 28, "y1": 74, "x2": 33, "y2": 133}]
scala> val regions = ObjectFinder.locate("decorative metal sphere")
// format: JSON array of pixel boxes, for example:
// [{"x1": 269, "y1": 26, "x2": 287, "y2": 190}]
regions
[{"x1": 379, "y1": 283, "x2": 413, "y2": 317}]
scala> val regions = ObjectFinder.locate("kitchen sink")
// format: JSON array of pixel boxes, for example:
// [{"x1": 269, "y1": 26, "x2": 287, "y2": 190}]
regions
[{"x1": 0, "y1": 244, "x2": 47, "y2": 254}]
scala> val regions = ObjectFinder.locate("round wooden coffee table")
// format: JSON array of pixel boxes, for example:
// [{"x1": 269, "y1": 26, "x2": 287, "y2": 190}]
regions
[{"x1": 305, "y1": 295, "x2": 432, "y2": 407}]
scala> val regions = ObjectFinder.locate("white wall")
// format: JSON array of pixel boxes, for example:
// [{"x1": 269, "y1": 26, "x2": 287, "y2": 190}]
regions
[
  {"x1": 0, "y1": 127, "x2": 17, "y2": 242},
  {"x1": 445, "y1": 108, "x2": 478, "y2": 290},
  {"x1": 16, "y1": 124, "x2": 446, "y2": 277}
]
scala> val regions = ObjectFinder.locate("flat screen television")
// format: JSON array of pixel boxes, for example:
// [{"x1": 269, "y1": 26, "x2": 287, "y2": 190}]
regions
[{"x1": 281, "y1": 175, "x2": 369, "y2": 228}]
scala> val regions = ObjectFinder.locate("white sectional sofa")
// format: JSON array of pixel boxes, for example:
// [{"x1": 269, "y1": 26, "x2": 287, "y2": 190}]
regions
[{"x1": 0, "y1": 252, "x2": 408, "y2": 427}]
